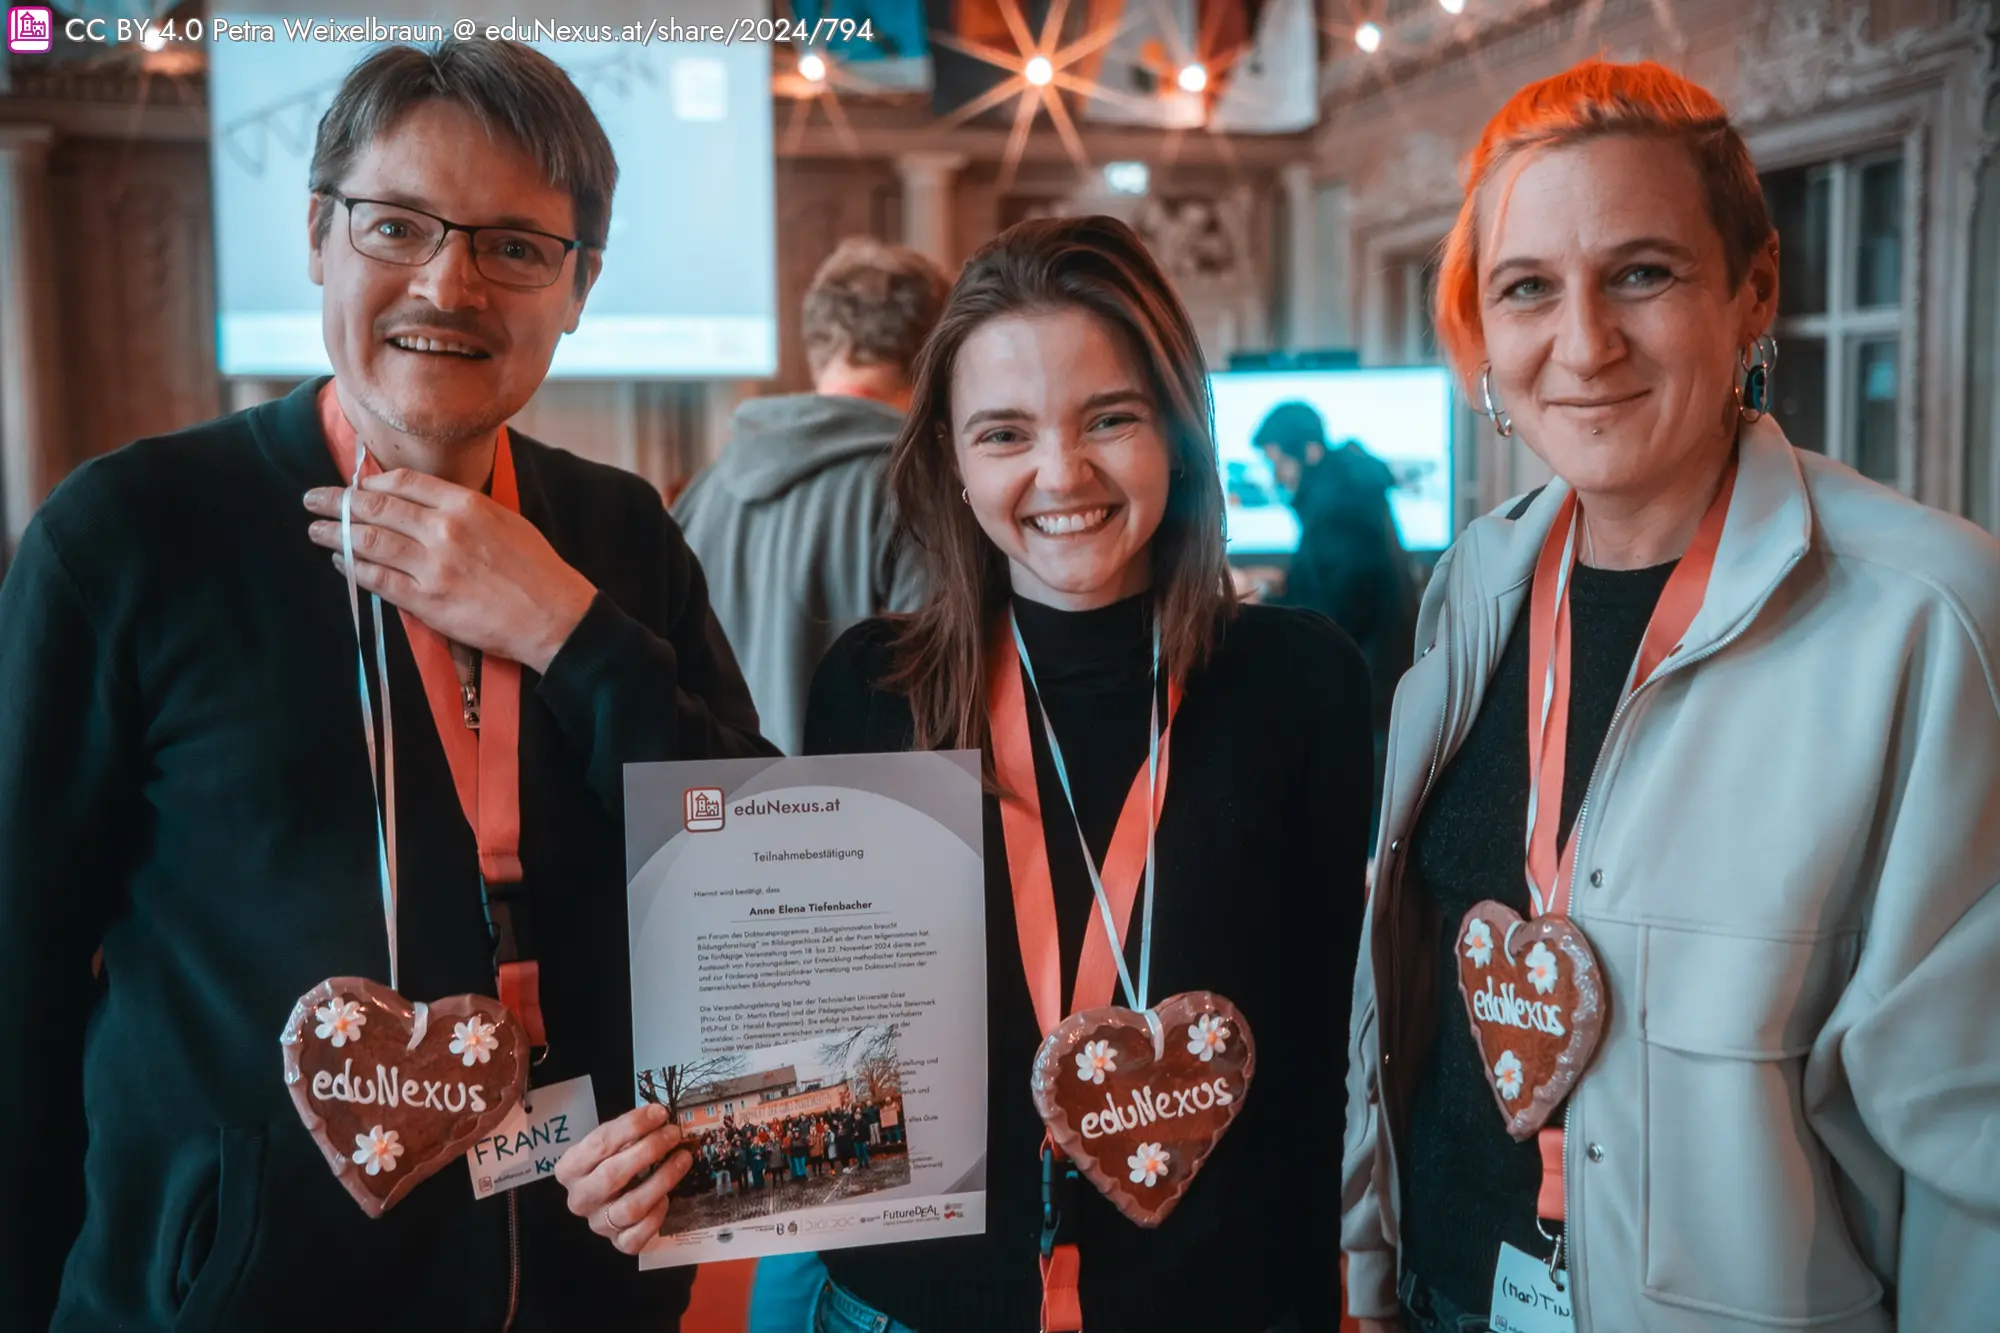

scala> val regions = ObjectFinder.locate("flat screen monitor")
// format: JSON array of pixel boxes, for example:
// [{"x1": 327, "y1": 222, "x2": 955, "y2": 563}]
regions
[
  {"x1": 1210, "y1": 366, "x2": 1455, "y2": 554},
  {"x1": 206, "y1": 6, "x2": 775, "y2": 378}
]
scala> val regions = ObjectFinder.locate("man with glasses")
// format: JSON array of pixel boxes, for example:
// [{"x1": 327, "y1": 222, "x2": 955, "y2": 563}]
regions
[{"x1": 0, "y1": 40, "x2": 770, "y2": 1332}]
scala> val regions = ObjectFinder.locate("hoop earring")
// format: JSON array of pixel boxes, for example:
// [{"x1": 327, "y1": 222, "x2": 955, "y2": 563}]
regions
[
  {"x1": 959, "y1": 488, "x2": 969, "y2": 505},
  {"x1": 1479, "y1": 363, "x2": 1514, "y2": 438},
  {"x1": 1738, "y1": 334, "x2": 1778, "y2": 423}
]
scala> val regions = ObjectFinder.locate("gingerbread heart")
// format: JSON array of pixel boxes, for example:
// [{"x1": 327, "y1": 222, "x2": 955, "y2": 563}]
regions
[
  {"x1": 280, "y1": 977, "x2": 528, "y2": 1217},
  {"x1": 1031, "y1": 991, "x2": 1254, "y2": 1228},
  {"x1": 1454, "y1": 903, "x2": 1606, "y2": 1141}
]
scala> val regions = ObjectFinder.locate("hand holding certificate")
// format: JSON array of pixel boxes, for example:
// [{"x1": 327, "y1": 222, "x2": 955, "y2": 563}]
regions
[
  {"x1": 555, "y1": 1102, "x2": 693, "y2": 1255},
  {"x1": 621, "y1": 751, "x2": 987, "y2": 1267}
]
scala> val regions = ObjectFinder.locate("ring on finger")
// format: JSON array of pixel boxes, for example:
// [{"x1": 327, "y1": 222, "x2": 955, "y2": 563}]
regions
[{"x1": 602, "y1": 1206, "x2": 615, "y2": 1232}]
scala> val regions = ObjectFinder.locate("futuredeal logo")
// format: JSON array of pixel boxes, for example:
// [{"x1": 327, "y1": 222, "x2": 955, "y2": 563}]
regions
[
  {"x1": 684, "y1": 787, "x2": 724, "y2": 832},
  {"x1": 881, "y1": 1204, "x2": 942, "y2": 1226}
]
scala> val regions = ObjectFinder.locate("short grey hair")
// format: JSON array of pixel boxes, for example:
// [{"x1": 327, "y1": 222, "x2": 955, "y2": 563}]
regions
[{"x1": 309, "y1": 39, "x2": 617, "y2": 295}]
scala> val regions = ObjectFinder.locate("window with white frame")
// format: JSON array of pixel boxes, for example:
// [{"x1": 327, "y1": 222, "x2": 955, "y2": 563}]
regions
[
  {"x1": 1759, "y1": 151, "x2": 1909, "y2": 486},
  {"x1": 1384, "y1": 251, "x2": 1441, "y2": 365}
]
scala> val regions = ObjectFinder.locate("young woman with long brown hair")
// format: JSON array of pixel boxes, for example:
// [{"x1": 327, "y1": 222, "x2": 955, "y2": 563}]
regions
[{"x1": 802, "y1": 215, "x2": 1374, "y2": 1332}]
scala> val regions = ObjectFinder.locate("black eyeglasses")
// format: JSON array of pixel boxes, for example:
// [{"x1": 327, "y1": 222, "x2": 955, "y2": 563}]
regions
[{"x1": 319, "y1": 188, "x2": 583, "y2": 290}]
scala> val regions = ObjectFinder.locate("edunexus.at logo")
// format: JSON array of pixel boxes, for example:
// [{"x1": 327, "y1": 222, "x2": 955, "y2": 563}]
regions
[
  {"x1": 8, "y1": 7, "x2": 53, "y2": 51},
  {"x1": 683, "y1": 787, "x2": 724, "y2": 833}
]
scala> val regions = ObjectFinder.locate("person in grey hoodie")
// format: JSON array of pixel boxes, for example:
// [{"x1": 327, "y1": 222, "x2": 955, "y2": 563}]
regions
[{"x1": 675, "y1": 236, "x2": 947, "y2": 754}]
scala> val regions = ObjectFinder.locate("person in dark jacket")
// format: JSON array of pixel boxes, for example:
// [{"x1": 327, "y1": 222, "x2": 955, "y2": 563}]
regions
[
  {"x1": 1256, "y1": 403, "x2": 1416, "y2": 824},
  {"x1": 0, "y1": 40, "x2": 772, "y2": 1333},
  {"x1": 674, "y1": 237, "x2": 948, "y2": 754}
]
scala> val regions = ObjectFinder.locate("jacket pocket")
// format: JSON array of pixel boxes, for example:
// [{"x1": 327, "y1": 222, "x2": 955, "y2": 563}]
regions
[
  {"x1": 173, "y1": 1126, "x2": 265, "y2": 1332},
  {"x1": 1639, "y1": 927, "x2": 1882, "y2": 1325}
]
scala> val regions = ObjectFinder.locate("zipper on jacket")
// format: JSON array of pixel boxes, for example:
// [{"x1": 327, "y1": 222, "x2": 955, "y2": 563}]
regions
[
  {"x1": 1555, "y1": 546, "x2": 1804, "y2": 1333},
  {"x1": 502, "y1": 1190, "x2": 521, "y2": 1331},
  {"x1": 1563, "y1": 549, "x2": 1802, "y2": 895}
]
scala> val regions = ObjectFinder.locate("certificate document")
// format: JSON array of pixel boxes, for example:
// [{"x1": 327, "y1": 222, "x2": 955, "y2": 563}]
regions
[{"x1": 623, "y1": 750, "x2": 987, "y2": 1267}]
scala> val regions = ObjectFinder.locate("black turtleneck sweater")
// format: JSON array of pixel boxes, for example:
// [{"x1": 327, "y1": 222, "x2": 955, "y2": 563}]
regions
[
  {"x1": 1400, "y1": 559, "x2": 1677, "y2": 1314},
  {"x1": 802, "y1": 596, "x2": 1375, "y2": 1333}
]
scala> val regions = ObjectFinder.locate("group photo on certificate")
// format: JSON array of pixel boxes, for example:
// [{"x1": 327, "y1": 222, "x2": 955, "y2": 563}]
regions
[
  {"x1": 640, "y1": 1024, "x2": 914, "y2": 1239},
  {"x1": 5, "y1": 13, "x2": 1998, "y2": 1333}
]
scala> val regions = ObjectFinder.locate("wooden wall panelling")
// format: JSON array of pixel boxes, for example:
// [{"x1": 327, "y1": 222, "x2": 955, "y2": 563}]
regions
[
  {"x1": 768, "y1": 158, "x2": 903, "y2": 395},
  {"x1": 49, "y1": 134, "x2": 222, "y2": 469}
]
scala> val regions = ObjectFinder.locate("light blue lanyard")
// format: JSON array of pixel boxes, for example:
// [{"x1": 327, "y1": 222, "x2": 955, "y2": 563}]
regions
[
  {"x1": 1009, "y1": 606, "x2": 1164, "y2": 1013},
  {"x1": 340, "y1": 446, "x2": 400, "y2": 991}
]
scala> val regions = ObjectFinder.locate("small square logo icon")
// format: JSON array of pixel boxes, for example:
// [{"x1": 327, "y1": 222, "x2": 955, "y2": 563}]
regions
[
  {"x1": 8, "y1": 7, "x2": 53, "y2": 52},
  {"x1": 684, "y1": 787, "x2": 724, "y2": 833}
]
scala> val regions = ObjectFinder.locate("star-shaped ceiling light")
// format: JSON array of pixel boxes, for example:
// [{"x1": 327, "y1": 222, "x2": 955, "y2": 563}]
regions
[
  {"x1": 936, "y1": 0, "x2": 1277, "y2": 188},
  {"x1": 927, "y1": 0, "x2": 1137, "y2": 192}
]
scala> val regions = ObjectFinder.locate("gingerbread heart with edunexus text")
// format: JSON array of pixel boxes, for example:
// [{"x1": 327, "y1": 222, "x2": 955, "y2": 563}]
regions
[
  {"x1": 1031, "y1": 991, "x2": 1254, "y2": 1228},
  {"x1": 281, "y1": 977, "x2": 528, "y2": 1217},
  {"x1": 1454, "y1": 903, "x2": 1606, "y2": 1141}
]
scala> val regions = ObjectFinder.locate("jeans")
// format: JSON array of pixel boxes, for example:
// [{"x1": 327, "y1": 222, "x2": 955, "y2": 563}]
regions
[
  {"x1": 811, "y1": 1279, "x2": 1304, "y2": 1333},
  {"x1": 811, "y1": 1279, "x2": 919, "y2": 1333},
  {"x1": 856, "y1": 1141, "x2": 870, "y2": 1168},
  {"x1": 748, "y1": 1253, "x2": 830, "y2": 1333},
  {"x1": 1398, "y1": 1270, "x2": 1491, "y2": 1333},
  {"x1": 790, "y1": 1152, "x2": 809, "y2": 1179}
]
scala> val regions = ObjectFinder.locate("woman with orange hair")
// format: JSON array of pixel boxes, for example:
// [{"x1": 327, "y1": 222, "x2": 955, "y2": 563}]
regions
[{"x1": 1341, "y1": 59, "x2": 2000, "y2": 1333}]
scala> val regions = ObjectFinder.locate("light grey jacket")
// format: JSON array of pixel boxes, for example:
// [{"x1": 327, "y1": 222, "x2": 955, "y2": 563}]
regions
[
  {"x1": 674, "y1": 393, "x2": 925, "y2": 755},
  {"x1": 1341, "y1": 417, "x2": 2000, "y2": 1331}
]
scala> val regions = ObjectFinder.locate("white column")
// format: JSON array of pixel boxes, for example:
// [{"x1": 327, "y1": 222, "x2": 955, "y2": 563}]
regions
[
  {"x1": 1282, "y1": 162, "x2": 1318, "y2": 350},
  {"x1": 0, "y1": 125, "x2": 63, "y2": 554},
  {"x1": 894, "y1": 151, "x2": 968, "y2": 270}
]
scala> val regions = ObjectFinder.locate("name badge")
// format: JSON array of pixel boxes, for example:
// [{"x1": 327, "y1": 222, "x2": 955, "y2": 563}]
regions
[
  {"x1": 1490, "y1": 1240, "x2": 1574, "y2": 1333},
  {"x1": 466, "y1": 1074, "x2": 598, "y2": 1200}
]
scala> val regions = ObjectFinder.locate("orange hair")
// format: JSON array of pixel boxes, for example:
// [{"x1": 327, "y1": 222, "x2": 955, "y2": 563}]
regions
[{"x1": 1433, "y1": 58, "x2": 1774, "y2": 379}]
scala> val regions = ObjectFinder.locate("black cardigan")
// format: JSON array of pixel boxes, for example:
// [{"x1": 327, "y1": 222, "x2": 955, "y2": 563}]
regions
[
  {"x1": 0, "y1": 378, "x2": 776, "y2": 1332},
  {"x1": 802, "y1": 596, "x2": 1374, "y2": 1333}
]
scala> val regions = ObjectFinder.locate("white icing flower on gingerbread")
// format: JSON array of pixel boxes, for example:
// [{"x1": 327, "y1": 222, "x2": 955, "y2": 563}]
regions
[
  {"x1": 1525, "y1": 941, "x2": 1560, "y2": 995},
  {"x1": 450, "y1": 1017, "x2": 499, "y2": 1067},
  {"x1": 1494, "y1": 1050, "x2": 1525, "y2": 1102},
  {"x1": 1463, "y1": 919, "x2": 1494, "y2": 968},
  {"x1": 1127, "y1": 1142, "x2": 1170, "y2": 1188},
  {"x1": 314, "y1": 999, "x2": 366, "y2": 1048},
  {"x1": 353, "y1": 1125, "x2": 403, "y2": 1176},
  {"x1": 1075, "y1": 1039, "x2": 1117, "y2": 1085},
  {"x1": 1186, "y1": 1014, "x2": 1230, "y2": 1063}
]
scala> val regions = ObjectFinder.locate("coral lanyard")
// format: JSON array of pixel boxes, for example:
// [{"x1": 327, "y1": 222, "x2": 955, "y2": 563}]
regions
[
  {"x1": 320, "y1": 384, "x2": 541, "y2": 1042},
  {"x1": 1523, "y1": 460, "x2": 1735, "y2": 1219},
  {"x1": 987, "y1": 606, "x2": 1182, "y2": 1332}
]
